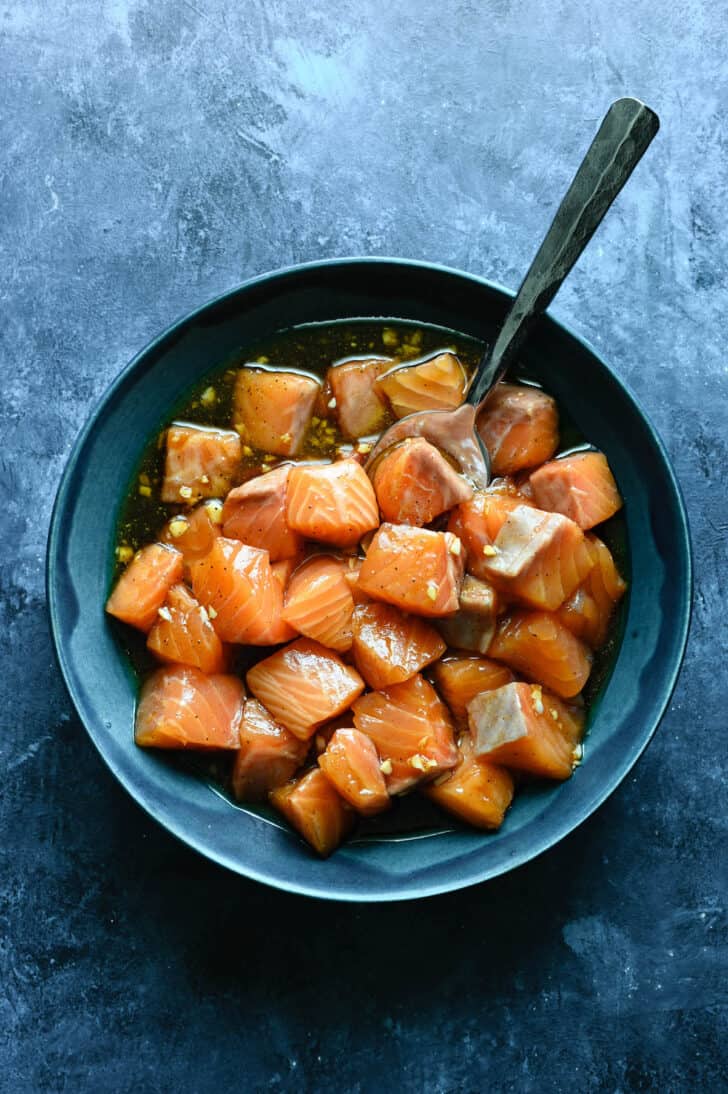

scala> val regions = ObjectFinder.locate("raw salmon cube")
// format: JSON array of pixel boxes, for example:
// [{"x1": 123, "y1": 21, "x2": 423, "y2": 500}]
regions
[
  {"x1": 423, "y1": 735, "x2": 515, "y2": 829},
  {"x1": 488, "y1": 610, "x2": 592, "y2": 698},
  {"x1": 221, "y1": 464, "x2": 302, "y2": 561},
  {"x1": 357, "y1": 524, "x2": 465, "y2": 617},
  {"x1": 135, "y1": 665, "x2": 245, "y2": 750},
  {"x1": 161, "y1": 423, "x2": 241, "y2": 503},
  {"x1": 327, "y1": 356, "x2": 393, "y2": 438},
  {"x1": 468, "y1": 681, "x2": 585, "y2": 780},
  {"x1": 351, "y1": 601, "x2": 446, "y2": 689},
  {"x1": 477, "y1": 383, "x2": 559, "y2": 476},
  {"x1": 377, "y1": 351, "x2": 467, "y2": 417},
  {"x1": 557, "y1": 534, "x2": 627, "y2": 648},
  {"x1": 352, "y1": 674, "x2": 458, "y2": 795},
  {"x1": 147, "y1": 584, "x2": 228, "y2": 674},
  {"x1": 269, "y1": 767, "x2": 355, "y2": 857},
  {"x1": 372, "y1": 437, "x2": 473, "y2": 526},
  {"x1": 479, "y1": 504, "x2": 594, "y2": 611},
  {"x1": 318, "y1": 728, "x2": 391, "y2": 816},
  {"x1": 282, "y1": 555, "x2": 356, "y2": 652},
  {"x1": 233, "y1": 367, "x2": 321, "y2": 456},
  {"x1": 231, "y1": 699, "x2": 308, "y2": 802},
  {"x1": 431, "y1": 655, "x2": 515, "y2": 726},
  {"x1": 161, "y1": 500, "x2": 223, "y2": 580},
  {"x1": 190, "y1": 537, "x2": 296, "y2": 645},
  {"x1": 448, "y1": 489, "x2": 535, "y2": 581},
  {"x1": 246, "y1": 638, "x2": 365, "y2": 740},
  {"x1": 106, "y1": 543, "x2": 183, "y2": 633},
  {"x1": 286, "y1": 459, "x2": 380, "y2": 548},
  {"x1": 528, "y1": 450, "x2": 623, "y2": 529},
  {"x1": 437, "y1": 574, "x2": 499, "y2": 654}
]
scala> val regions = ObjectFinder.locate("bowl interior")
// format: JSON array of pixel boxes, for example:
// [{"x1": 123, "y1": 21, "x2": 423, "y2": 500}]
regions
[{"x1": 47, "y1": 259, "x2": 691, "y2": 901}]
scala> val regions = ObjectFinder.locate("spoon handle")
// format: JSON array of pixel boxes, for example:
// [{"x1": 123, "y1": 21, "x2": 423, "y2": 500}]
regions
[{"x1": 467, "y1": 97, "x2": 660, "y2": 407}]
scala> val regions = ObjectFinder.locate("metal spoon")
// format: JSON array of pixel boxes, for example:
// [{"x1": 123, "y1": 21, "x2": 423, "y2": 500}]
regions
[{"x1": 366, "y1": 97, "x2": 660, "y2": 489}]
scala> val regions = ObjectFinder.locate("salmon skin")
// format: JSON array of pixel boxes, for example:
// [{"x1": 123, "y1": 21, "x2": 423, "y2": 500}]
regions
[
  {"x1": 528, "y1": 450, "x2": 623, "y2": 530},
  {"x1": 327, "y1": 356, "x2": 393, "y2": 438},
  {"x1": 557, "y1": 534, "x2": 627, "y2": 648},
  {"x1": 190, "y1": 536, "x2": 295, "y2": 645},
  {"x1": 270, "y1": 767, "x2": 355, "y2": 857},
  {"x1": 469, "y1": 681, "x2": 585, "y2": 780},
  {"x1": 161, "y1": 423, "x2": 241, "y2": 504},
  {"x1": 286, "y1": 459, "x2": 380, "y2": 548},
  {"x1": 377, "y1": 351, "x2": 467, "y2": 417},
  {"x1": 147, "y1": 583, "x2": 228, "y2": 674},
  {"x1": 432, "y1": 655, "x2": 514, "y2": 726},
  {"x1": 488, "y1": 610, "x2": 592, "y2": 698},
  {"x1": 372, "y1": 437, "x2": 473, "y2": 526},
  {"x1": 318, "y1": 728, "x2": 391, "y2": 816},
  {"x1": 351, "y1": 601, "x2": 446, "y2": 689},
  {"x1": 161, "y1": 500, "x2": 223, "y2": 580},
  {"x1": 477, "y1": 383, "x2": 559, "y2": 476},
  {"x1": 231, "y1": 699, "x2": 308, "y2": 802},
  {"x1": 282, "y1": 555, "x2": 356, "y2": 652},
  {"x1": 357, "y1": 524, "x2": 465, "y2": 618},
  {"x1": 352, "y1": 673, "x2": 458, "y2": 795},
  {"x1": 246, "y1": 637, "x2": 365, "y2": 740},
  {"x1": 135, "y1": 665, "x2": 245, "y2": 750},
  {"x1": 106, "y1": 543, "x2": 183, "y2": 633},
  {"x1": 423, "y1": 734, "x2": 515, "y2": 830},
  {"x1": 234, "y1": 366, "x2": 321, "y2": 457},
  {"x1": 221, "y1": 464, "x2": 302, "y2": 562}
]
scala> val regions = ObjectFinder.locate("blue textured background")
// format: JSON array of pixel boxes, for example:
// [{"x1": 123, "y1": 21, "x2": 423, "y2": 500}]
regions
[{"x1": 2, "y1": 2, "x2": 726, "y2": 1090}]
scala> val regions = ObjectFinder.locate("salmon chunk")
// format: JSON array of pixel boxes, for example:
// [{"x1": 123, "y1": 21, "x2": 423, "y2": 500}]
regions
[
  {"x1": 161, "y1": 500, "x2": 223, "y2": 580},
  {"x1": 557, "y1": 534, "x2": 627, "y2": 648},
  {"x1": 161, "y1": 423, "x2": 241, "y2": 504},
  {"x1": 377, "y1": 351, "x2": 467, "y2": 417},
  {"x1": 190, "y1": 537, "x2": 295, "y2": 645},
  {"x1": 352, "y1": 674, "x2": 458, "y2": 795},
  {"x1": 246, "y1": 638, "x2": 365, "y2": 740},
  {"x1": 432, "y1": 655, "x2": 515, "y2": 726},
  {"x1": 468, "y1": 681, "x2": 585, "y2": 780},
  {"x1": 423, "y1": 735, "x2": 515, "y2": 829},
  {"x1": 488, "y1": 610, "x2": 592, "y2": 698},
  {"x1": 106, "y1": 543, "x2": 183, "y2": 632},
  {"x1": 357, "y1": 524, "x2": 465, "y2": 617},
  {"x1": 437, "y1": 575, "x2": 499, "y2": 654},
  {"x1": 231, "y1": 699, "x2": 308, "y2": 802},
  {"x1": 282, "y1": 555, "x2": 356, "y2": 652},
  {"x1": 286, "y1": 459, "x2": 380, "y2": 548},
  {"x1": 372, "y1": 437, "x2": 473, "y2": 526},
  {"x1": 318, "y1": 728, "x2": 391, "y2": 816},
  {"x1": 327, "y1": 356, "x2": 393, "y2": 438},
  {"x1": 479, "y1": 504, "x2": 594, "y2": 611},
  {"x1": 448, "y1": 489, "x2": 535, "y2": 580},
  {"x1": 233, "y1": 367, "x2": 321, "y2": 456},
  {"x1": 135, "y1": 665, "x2": 245, "y2": 750},
  {"x1": 270, "y1": 767, "x2": 355, "y2": 857},
  {"x1": 351, "y1": 601, "x2": 446, "y2": 689},
  {"x1": 477, "y1": 383, "x2": 559, "y2": 476},
  {"x1": 221, "y1": 465, "x2": 302, "y2": 561},
  {"x1": 528, "y1": 450, "x2": 623, "y2": 529},
  {"x1": 147, "y1": 583, "x2": 228, "y2": 674}
]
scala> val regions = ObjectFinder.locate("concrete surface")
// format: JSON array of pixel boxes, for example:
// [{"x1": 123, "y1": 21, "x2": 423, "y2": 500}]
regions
[{"x1": 1, "y1": 1, "x2": 726, "y2": 1090}]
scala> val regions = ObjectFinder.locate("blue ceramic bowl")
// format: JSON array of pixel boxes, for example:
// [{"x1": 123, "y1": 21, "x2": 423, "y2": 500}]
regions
[{"x1": 47, "y1": 259, "x2": 691, "y2": 901}]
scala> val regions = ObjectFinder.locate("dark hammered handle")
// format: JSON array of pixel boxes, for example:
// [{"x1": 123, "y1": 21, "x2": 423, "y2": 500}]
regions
[{"x1": 467, "y1": 97, "x2": 660, "y2": 407}]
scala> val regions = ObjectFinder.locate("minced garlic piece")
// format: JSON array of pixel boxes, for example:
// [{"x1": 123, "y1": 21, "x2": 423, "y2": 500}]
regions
[
  {"x1": 168, "y1": 517, "x2": 189, "y2": 538},
  {"x1": 206, "y1": 500, "x2": 224, "y2": 524},
  {"x1": 409, "y1": 754, "x2": 437, "y2": 772},
  {"x1": 449, "y1": 537, "x2": 461, "y2": 556},
  {"x1": 158, "y1": 606, "x2": 172, "y2": 622},
  {"x1": 138, "y1": 484, "x2": 152, "y2": 497},
  {"x1": 179, "y1": 485, "x2": 193, "y2": 499},
  {"x1": 208, "y1": 605, "x2": 218, "y2": 619},
  {"x1": 382, "y1": 327, "x2": 399, "y2": 347},
  {"x1": 279, "y1": 432, "x2": 292, "y2": 445},
  {"x1": 572, "y1": 744, "x2": 583, "y2": 766},
  {"x1": 257, "y1": 355, "x2": 269, "y2": 364},
  {"x1": 241, "y1": 445, "x2": 254, "y2": 458},
  {"x1": 115, "y1": 545, "x2": 134, "y2": 563},
  {"x1": 379, "y1": 758, "x2": 393, "y2": 775},
  {"x1": 200, "y1": 474, "x2": 210, "y2": 484},
  {"x1": 482, "y1": 544, "x2": 498, "y2": 556},
  {"x1": 356, "y1": 442, "x2": 373, "y2": 455},
  {"x1": 327, "y1": 397, "x2": 337, "y2": 409},
  {"x1": 426, "y1": 581, "x2": 438, "y2": 602},
  {"x1": 200, "y1": 386, "x2": 217, "y2": 406},
  {"x1": 262, "y1": 453, "x2": 276, "y2": 463},
  {"x1": 234, "y1": 422, "x2": 246, "y2": 436},
  {"x1": 531, "y1": 686, "x2": 544, "y2": 715},
  {"x1": 550, "y1": 708, "x2": 559, "y2": 721},
  {"x1": 139, "y1": 472, "x2": 150, "y2": 486}
]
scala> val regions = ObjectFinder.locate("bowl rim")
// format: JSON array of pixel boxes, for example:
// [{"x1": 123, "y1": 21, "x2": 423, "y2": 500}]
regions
[{"x1": 46, "y1": 256, "x2": 693, "y2": 901}]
